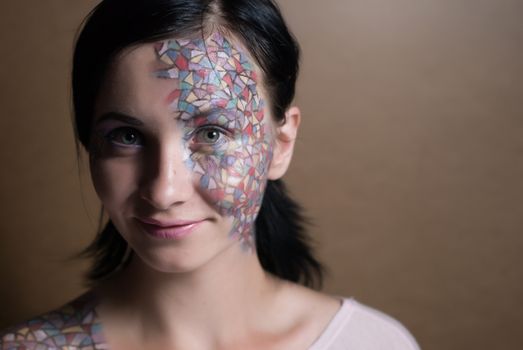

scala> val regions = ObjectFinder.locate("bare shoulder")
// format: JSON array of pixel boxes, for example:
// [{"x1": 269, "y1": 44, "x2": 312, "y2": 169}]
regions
[
  {"x1": 277, "y1": 281, "x2": 342, "y2": 318},
  {"x1": 271, "y1": 281, "x2": 343, "y2": 342},
  {"x1": 0, "y1": 292, "x2": 105, "y2": 350}
]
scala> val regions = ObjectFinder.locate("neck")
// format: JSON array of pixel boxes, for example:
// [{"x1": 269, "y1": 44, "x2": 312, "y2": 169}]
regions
[{"x1": 98, "y1": 241, "x2": 283, "y2": 347}]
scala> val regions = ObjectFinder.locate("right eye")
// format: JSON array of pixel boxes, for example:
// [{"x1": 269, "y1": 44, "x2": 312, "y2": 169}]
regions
[{"x1": 105, "y1": 127, "x2": 144, "y2": 147}]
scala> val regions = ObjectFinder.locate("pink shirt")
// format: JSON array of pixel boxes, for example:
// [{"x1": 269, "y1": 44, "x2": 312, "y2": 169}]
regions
[{"x1": 310, "y1": 298, "x2": 420, "y2": 350}]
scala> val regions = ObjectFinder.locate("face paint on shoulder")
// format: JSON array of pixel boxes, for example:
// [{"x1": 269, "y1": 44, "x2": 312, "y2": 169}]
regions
[{"x1": 154, "y1": 32, "x2": 273, "y2": 251}]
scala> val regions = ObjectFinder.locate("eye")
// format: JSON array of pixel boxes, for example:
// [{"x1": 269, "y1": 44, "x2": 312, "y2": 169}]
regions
[
  {"x1": 193, "y1": 126, "x2": 228, "y2": 145},
  {"x1": 106, "y1": 127, "x2": 143, "y2": 147}
]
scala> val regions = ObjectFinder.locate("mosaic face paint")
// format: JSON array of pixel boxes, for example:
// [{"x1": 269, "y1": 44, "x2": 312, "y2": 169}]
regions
[
  {"x1": 0, "y1": 294, "x2": 106, "y2": 349},
  {"x1": 154, "y1": 32, "x2": 273, "y2": 250}
]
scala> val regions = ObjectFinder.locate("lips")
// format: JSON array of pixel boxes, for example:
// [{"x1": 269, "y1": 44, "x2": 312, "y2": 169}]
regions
[{"x1": 135, "y1": 217, "x2": 205, "y2": 240}]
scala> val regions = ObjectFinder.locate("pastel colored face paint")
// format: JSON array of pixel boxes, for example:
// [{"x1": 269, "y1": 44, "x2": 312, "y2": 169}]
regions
[
  {"x1": 155, "y1": 32, "x2": 273, "y2": 250},
  {"x1": 0, "y1": 295, "x2": 106, "y2": 348}
]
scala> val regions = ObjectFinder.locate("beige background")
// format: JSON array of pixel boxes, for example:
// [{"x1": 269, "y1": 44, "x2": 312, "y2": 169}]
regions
[{"x1": 1, "y1": 0, "x2": 522, "y2": 349}]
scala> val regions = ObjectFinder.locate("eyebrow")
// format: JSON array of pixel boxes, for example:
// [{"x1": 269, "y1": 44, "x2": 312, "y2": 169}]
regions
[{"x1": 95, "y1": 112, "x2": 144, "y2": 126}]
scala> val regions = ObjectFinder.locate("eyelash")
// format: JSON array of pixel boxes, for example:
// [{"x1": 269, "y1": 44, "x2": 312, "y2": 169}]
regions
[
  {"x1": 101, "y1": 124, "x2": 230, "y2": 150},
  {"x1": 104, "y1": 127, "x2": 144, "y2": 148},
  {"x1": 192, "y1": 125, "x2": 230, "y2": 146}
]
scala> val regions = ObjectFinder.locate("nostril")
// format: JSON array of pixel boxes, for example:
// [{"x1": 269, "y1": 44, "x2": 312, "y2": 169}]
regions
[{"x1": 138, "y1": 165, "x2": 194, "y2": 211}]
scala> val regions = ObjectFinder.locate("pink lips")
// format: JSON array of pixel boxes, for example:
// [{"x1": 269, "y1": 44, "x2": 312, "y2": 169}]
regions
[{"x1": 136, "y1": 217, "x2": 205, "y2": 240}]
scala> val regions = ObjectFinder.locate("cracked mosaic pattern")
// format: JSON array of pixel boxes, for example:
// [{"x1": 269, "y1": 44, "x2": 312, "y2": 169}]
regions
[
  {"x1": 0, "y1": 294, "x2": 107, "y2": 350},
  {"x1": 155, "y1": 32, "x2": 273, "y2": 250}
]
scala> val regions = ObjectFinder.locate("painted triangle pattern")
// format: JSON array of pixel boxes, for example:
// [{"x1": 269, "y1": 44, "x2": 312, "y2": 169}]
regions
[
  {"x1": 1, "y1": 293, "x2": 107, "y2": 349},
  {"x1": 155, "y1": 32, "x2": 273, "y2": 250}
]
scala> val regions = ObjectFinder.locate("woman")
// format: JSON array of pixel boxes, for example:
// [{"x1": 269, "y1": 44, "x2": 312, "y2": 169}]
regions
[{"x1": 1, "y1": 0, "x2": 420, "y2": 349}]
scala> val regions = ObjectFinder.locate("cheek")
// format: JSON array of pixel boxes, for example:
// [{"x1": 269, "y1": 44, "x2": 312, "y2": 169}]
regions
[
  {"x1": 90, "y1": 158, "x2": 138, "y2": 210},
  {"x1": 189, "y1": 127, "x2": 273, "y2": 217}
]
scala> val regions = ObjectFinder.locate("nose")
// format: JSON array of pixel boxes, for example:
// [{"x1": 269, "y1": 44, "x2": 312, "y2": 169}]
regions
[{"x1": 139, "y1": 141, "x2": 194, "y2": 210}]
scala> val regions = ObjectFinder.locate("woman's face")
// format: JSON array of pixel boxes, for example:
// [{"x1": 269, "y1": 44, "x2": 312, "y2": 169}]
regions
[{"x1": 89, "y1": 32, "x2": 275, "y2": 273}]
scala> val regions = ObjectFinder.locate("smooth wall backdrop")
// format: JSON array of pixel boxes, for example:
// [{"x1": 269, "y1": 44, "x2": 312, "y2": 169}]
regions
[{"x1": 1, "y1": 1, "x2": 522, "y2": 349}]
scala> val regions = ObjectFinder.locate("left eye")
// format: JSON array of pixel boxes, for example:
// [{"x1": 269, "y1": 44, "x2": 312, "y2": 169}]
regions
[{"x1": 194, "y1": 127, "x2": 227, "y2": 144}]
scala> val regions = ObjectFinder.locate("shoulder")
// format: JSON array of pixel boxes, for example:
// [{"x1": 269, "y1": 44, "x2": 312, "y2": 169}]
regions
[
  {"x1": 0, "y1": 292, "x2": 104, "y2": 350},
  {"x1": 310, "y1": 298, "x2": 420, "y2": 350}
]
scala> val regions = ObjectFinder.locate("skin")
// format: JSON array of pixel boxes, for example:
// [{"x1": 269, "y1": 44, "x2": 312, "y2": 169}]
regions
[
  {"x1": 153, "y1": 33, "x2": 273, "y2": 250},
  {"x1": 0, "y1": 32, "x2": 341, "y2": 349},
  {"x1": 89, "y1": 32, "x2": 280, "y2": 273}
]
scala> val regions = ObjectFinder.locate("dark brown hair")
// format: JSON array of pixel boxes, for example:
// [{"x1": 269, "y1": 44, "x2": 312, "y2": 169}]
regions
[{"x1": 73, "y1": 0, "x2": 324, "y2": 288}]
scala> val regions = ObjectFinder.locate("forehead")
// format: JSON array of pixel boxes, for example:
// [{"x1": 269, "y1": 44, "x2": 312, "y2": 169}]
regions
[
  {"x1": 155, "y1": 32, "x2": 255, "y2": 78},
  {"x1": 97, "y1": 32, "x2": 264, "y2": 117}
]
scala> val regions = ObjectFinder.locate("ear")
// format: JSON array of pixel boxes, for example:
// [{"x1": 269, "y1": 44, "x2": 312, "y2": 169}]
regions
[{"x1": 268, "y1": 106, "x2": 301, "y2": 180}]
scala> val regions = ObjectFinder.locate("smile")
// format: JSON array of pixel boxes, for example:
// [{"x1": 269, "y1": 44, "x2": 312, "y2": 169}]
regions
[{"x1": 135, "y1": 217, "x2": 205, "y2": 240}]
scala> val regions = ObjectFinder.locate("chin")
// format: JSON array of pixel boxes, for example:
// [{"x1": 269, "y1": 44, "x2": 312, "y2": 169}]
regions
[{"x1": 129, "y1": 234, "x2": 241, "y2": 275}]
